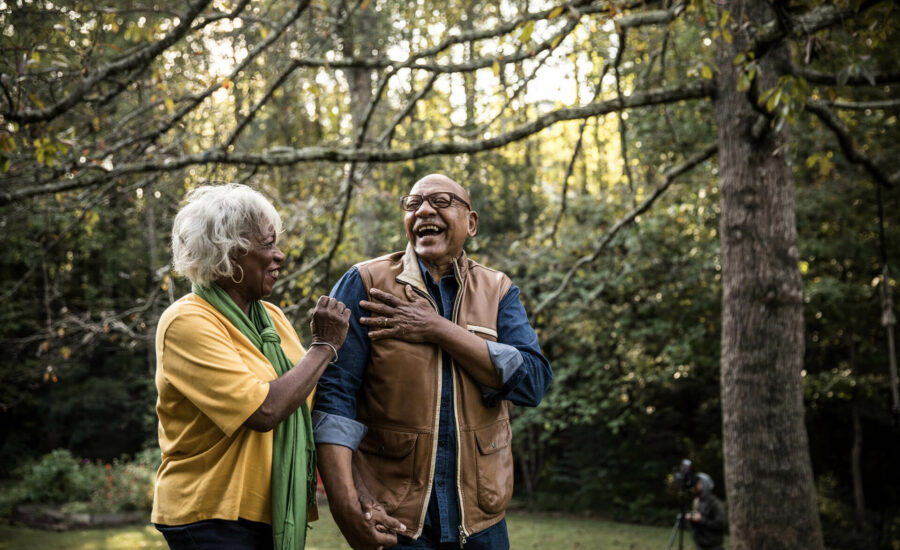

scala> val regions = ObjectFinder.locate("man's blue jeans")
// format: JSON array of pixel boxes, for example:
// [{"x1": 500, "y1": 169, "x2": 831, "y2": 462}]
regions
[
  {"x1": 155, "y1": 518, "x2": 272, "y2": 550},
  {"x1": 389, "y1": 518, "x2": 509, "y2": 550}
]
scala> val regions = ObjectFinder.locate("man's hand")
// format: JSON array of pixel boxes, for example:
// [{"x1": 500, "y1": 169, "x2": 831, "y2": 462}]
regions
[
  {"x1": 359, "y1": 492, "x2": 406, "y2": 536},
  {"x1": 318, "y1": 443, "x2": 406, "y2": 550},
  {"x1": 360, "y1": 285, "x2": 501, "y2": 387},
  {"x1": 687, "y1": 511, "x2": 702, "y2": 522},
  {"x1": 330, "y1": 493, "x2": 404, "y2": 550},
  {"x1": 360, "y1": 285, "x2": 444, "y2": 343}
]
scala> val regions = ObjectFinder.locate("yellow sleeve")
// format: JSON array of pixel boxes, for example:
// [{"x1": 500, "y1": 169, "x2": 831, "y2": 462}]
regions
[{"x1": 160, "y1": 309, "x2": 270, "y2": 437}]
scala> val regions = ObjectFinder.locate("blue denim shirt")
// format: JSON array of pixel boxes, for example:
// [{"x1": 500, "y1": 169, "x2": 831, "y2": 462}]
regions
[{"x1": 313, "y1": 261, "x2": 552, "y2": 545}]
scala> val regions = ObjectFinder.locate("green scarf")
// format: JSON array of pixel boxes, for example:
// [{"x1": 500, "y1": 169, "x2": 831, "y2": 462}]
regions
[{"x1": 193, "y1": 283, "x2": 316, "y2": 550}]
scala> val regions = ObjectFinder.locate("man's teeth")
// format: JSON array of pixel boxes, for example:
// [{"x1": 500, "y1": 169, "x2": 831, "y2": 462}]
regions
[{"x1": 417, "y1": 224, "x2": 442, "y2": 236}]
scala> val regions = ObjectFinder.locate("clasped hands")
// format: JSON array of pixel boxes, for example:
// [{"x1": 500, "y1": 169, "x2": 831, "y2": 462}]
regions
[
  {"x1": 337, "y1": 482, "x2": 406, "y2": 550},
  {"x1": 360, "y1": 285, "x2": 441, "y2": 342}
]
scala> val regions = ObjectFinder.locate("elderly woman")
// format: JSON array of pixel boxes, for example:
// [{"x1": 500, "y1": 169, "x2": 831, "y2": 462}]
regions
[{"x1": 152, "y1": 183, "x2": 349, "y2": 550}]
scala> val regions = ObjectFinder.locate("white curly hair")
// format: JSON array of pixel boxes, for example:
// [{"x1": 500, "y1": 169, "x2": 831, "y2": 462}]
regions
[{"x1": 171, "y1": 183, "x2": 283, "y2": 286}]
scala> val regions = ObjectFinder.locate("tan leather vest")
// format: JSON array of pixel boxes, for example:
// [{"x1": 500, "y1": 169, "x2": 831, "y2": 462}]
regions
[{"x1": 352, "y1": 244, "x2": 514, "y2": 539}]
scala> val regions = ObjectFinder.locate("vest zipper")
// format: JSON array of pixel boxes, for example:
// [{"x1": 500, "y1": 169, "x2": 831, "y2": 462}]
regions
[{"x1": 451, "y1": 259, "x2": 469, "y2": 543}]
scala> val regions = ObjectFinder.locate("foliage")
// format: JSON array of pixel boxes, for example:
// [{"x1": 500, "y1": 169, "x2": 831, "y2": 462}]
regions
[
  {"x1": 0, "y1": 449, "x2": 99, "y2": 515},
  {"x1": 0, "y1": 448, "x2": 159, "y2": 517}
]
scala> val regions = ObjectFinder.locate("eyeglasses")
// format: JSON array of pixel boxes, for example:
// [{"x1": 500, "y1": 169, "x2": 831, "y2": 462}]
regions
[{"x1": 400, "y1": 192, "x2": 471, "y2": 212}]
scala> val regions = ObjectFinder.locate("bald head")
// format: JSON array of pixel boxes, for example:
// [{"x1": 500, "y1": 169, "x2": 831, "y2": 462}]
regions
[{"x1": 410, "y1": 174, "x2": 471, "y2": 207}]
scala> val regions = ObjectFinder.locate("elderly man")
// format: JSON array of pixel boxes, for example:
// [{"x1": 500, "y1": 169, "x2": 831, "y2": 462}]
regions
[{"x1": 313, "y1": 174, "x2": 552, "y2": 550}]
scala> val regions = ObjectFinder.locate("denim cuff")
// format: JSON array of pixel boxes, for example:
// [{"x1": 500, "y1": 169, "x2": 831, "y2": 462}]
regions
[
  {"x1": 486, "y1": 340, "x2": 523, "y2": 384},
  {"x1": 311, "y1": 410, "x2": 367, "y2": 451}
]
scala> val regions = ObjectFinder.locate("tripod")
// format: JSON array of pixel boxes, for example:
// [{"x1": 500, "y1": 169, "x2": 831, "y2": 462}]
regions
[{"x1": 664, "y1": 493, "x2": 689, "y2": 550}]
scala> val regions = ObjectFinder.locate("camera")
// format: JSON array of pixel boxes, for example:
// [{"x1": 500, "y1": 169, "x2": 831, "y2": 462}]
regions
[{"x1": 672, "y1": 458, "x2": 698, "y2": 493}]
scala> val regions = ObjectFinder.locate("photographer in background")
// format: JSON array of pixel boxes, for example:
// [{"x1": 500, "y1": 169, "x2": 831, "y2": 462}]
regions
[{"x1": 686, "y1": 473, "x2": 727, "y2": 550}]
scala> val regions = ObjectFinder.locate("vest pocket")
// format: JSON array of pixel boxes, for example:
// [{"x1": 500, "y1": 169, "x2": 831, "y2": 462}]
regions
[
  {"x1": 356, "y1": 427, "x2": 418, "y2": 514},
  {"x1": 467, "y1": 324, "x2": 498, "y2": 342},
  {"x1": 473, "y1": 420, "x2": 514, "y2": 514}
]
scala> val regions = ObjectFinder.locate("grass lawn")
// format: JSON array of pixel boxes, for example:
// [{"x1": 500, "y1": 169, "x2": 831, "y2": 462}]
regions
[{"x1": 0, "y1": 506, "x2": 696, "y2": 549}]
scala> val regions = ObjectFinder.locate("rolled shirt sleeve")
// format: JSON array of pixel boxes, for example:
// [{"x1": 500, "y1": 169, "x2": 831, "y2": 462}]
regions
[
  {"x1": 482, "y1": 284, "x2": 552, "y2": 407},
  {"x1": 311, "y1": 410, "x2": 368, "y2": 451},
  {"x1": 485, "y1": 341, "x2": 524, "y2": 384}
]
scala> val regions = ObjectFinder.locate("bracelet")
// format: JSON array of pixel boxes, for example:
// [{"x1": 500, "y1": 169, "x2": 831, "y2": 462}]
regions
[{"x1": 310, "y1": 340, "x2": 338, "y2": 363}]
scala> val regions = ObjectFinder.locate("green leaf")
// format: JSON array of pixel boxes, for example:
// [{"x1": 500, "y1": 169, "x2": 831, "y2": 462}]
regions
[{"x1": 520, "y1": 21, "x2": 535, "y2": 43}]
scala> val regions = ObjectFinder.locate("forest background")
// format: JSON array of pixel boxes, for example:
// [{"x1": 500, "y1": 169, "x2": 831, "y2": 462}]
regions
[{"x1": 1, "y1": 0, "x2": 898, "y2": 549}]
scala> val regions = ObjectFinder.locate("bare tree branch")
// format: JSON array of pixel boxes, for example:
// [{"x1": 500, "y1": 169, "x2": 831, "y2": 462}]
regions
[
  {"x1": 1, "y1": 0, "x2": 213, "y2": 125},
  {"x1": 549, "y1": 119, "x2": 588, "y2": 245},
  {"x1": 0, "y1": 80, "x2": 713, "y2": 204},
  {"x1": 618, "y1": 3, "x2": 684, "y2": 29},
  {"x1": 613, "y1": 29, "x2": 637, "y2": 207},
  {"x1": 224, "y1": 1, "x2": 359, "y2": 148},
  {"x1": 791, "y1": 66, "x2": 900, "y2": 86},
  {"x1": 827, "y1": 99, "x2": 900, "y2": 111},
  {"x1": 378, "y1": 73, "x2": 439, "y2": 146},
  {"x1": 190, "y1": 0, "x2": 252, "y2": 30},
  {"x1": 806, "y1": 99, "x2": 897, "y2": 189},
  {"x1": 103, "y1": 0, "x2": 311, "y2": 161},
  {"x1": 752, "y1": 1, "x2": 881, "y2": 59},
  {"x1": 535, "y1": 142, "x2": 718, "y2": 314}
]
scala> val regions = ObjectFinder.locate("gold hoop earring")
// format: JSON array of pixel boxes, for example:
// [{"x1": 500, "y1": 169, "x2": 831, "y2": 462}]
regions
[{"x1": 231, "y1": 264, "x2": 244, "y2": 284}]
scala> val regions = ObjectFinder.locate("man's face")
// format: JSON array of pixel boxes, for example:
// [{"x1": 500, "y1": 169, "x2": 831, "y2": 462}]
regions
[
  {"x1": 404, "y1": 176, "x2": 477, "y2": 275},
  {"x1": 694, "y1": 479, "x2": 704, "y2": 495}
]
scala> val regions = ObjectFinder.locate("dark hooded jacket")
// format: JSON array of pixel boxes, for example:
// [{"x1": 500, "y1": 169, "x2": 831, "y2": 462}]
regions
[{"x1": 690, "y1": 473, "x2": 727, "y2": 550}]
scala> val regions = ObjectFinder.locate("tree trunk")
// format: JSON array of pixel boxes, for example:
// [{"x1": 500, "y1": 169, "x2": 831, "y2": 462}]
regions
[{"x1": 714, "y1": 2, "x2": 824, "y2": 549}]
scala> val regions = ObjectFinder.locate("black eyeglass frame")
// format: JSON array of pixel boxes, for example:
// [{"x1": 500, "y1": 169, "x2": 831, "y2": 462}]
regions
[{"x1": 399, "y1": 192, "x2": 471, "y2": 212}]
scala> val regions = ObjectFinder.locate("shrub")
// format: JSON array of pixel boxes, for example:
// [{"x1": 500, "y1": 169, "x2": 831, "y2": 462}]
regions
[
  {"x1": 0, "y1": 448, "x2": 160, "y2": 517},
  {"x1": 14, "y1": 449, "x2": 102, "y2": 506},
  {"x1": 86, "y1": 448, "x2": 159, "y2": 513}
]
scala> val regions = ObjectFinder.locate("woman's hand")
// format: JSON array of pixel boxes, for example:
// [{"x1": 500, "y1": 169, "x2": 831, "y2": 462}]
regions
[{"x1": 310, "y1": 296, "x2": 351, "y2": 349}]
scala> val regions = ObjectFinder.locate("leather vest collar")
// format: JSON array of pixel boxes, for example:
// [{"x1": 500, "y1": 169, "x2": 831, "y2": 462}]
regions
[{"x1": 397, "y1": 242, "x2": 470, "y2": 291}]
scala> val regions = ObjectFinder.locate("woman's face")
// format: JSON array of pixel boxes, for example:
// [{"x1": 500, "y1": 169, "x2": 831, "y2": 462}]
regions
[{"x1": 232, "y1": 227, "x2": 285, "y2": 303}]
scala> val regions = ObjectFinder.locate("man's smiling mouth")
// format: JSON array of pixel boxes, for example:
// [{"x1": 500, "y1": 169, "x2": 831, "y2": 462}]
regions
[{"x1": 416, "y1": 224, "x2": 444, "y2": 237}]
